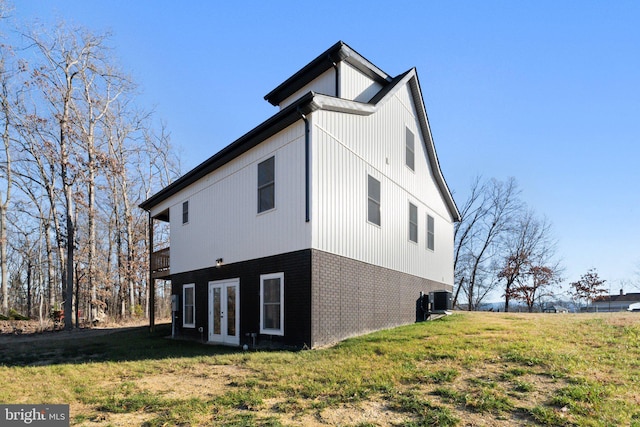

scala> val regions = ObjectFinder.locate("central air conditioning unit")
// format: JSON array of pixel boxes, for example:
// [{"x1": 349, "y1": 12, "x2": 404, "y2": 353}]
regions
[{"x1": 430, "y1": 291, "x2": 452, "y2": 313}]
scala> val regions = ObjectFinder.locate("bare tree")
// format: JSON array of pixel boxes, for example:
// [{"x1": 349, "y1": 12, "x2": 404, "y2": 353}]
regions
[
  {"x1": 13, "y1": 107, "x2": 65, "y2": 315},
  {"x1": 454, "y1": 177, "x2": 522, "y2": 310},
  {"x1": 1, "y1": 17, "x2": 179, "y2": 323},
  {"x1": 498, "y1": 209, "x2": 558, "y2": 311},
  {"x1": 0, "y1": 1, "x2": 18, "y2": 314},
  {"x1": 452, "y1": 176, "x2": 485, "y2": 308},
  {"x1": 72, "y1": 35, "x2": 128, "y2": 322},
  {"x1": 24, "y1": 24, "x2": 124, "y2": 328},
  {"x1": 103, "y1": 99, "x2": 143, "y2": 317},
  {"x1": 0, "y1": 49, "x2": 13, "y2": 314}
]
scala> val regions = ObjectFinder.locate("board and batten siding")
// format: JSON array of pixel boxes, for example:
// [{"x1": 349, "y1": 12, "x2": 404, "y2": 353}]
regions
[
  {"x1": 310, "y1": 81, "x2": 455, "y2": 285},
  {"x1": 164, "y1": 123, "x2": 310, "y2": 275},
  {"x1": 279, "y1": 69, "x2": 336, "y2": 110},
  {"x1": 340, "y1": 61, "x2": 384, "y2": 103}
]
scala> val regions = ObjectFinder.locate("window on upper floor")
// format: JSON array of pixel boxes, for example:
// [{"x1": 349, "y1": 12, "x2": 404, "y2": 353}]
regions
[
  {"x1": 427, "y1": 214, "x2": 435, "y2": 251},
  {"x1": 182, "y1": 201, "x2": 189, "y2": 224},
  {"x1": 258, "y1": 156, "x2": 275, "y2": 213},
  {"x1": 183, "y1": 283, "x2": 195, "y2": 328},
  {"x1": 409, "y1": 202, "x2": 418, "y2": 243},
  {"x1": 367, "y1": 175, "x2": 381, "y2": 226},
  {"x1": 406, "y1": 127, "x2": 415, "y2": 171}
]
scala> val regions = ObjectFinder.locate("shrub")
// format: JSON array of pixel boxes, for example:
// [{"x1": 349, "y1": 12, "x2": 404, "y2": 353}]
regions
[{"x1": 8, "y1": 309, "x2": 29, "y2": 320}]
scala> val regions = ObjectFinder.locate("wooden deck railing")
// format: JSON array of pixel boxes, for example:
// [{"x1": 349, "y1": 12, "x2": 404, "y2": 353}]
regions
[{"x1": 151, "y1": 247, "x2": 170, "y2": 278}]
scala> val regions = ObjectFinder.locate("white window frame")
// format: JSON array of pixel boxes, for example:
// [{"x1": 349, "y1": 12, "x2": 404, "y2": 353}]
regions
[
  {"x1": 409, "y1": 202, "x2": 418, "y2": 243},
  {"x1": 260, "y1": 272, "x2": 284, "y2": 336},
  {"x1": 183, "y1": 283, "x2": 195, "y2": 328},
  {"x1": 427, "y1": 214, "x2": 435, "y2": 251}
]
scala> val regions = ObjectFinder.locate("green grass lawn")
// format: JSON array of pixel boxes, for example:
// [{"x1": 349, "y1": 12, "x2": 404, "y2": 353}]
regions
[{"x1": 1, "y1": 312, "x2": 639, "y2": 426}]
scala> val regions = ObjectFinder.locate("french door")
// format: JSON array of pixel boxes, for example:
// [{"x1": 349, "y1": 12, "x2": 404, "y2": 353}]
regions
[{"x1": 208, "y1": 279, "x2": 240, "y2": 345}]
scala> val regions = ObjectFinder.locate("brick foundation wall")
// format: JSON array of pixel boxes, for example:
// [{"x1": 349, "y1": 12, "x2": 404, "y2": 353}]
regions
[
  {"x1": 311, "y1": 249, "x2": 451, "y2": 347},
  {"x1": 170, "y1": 250, "x2": 312, "y2": 348}
]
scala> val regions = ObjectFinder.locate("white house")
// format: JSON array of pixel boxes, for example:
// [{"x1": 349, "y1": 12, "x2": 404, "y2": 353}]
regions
[
  {"x1": 591, "y1": 290, "x2": 640, "y2": 312},
  {"x1": 140, "y1": 41, "x2": 460, "y2": 348}
]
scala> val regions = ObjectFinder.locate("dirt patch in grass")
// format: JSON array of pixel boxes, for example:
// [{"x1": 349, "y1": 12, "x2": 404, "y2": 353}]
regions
[
  {"x1": 414, "y1": 364, "x2": 571, "y2": 426},
  {"x1": 77, "y1": 410, "x2": 153, "y2": 427},
  {"x1": 137, "y1": 365, "x2": 251, "y2": 399},
  {"x1": 261, "y1": 397, "x2": 408, "y2": 426}
]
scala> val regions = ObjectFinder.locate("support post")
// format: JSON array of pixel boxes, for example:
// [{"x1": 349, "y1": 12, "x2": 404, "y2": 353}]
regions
[{"x1": 149, "y1": 212, "x2": 155, "y2": 332}]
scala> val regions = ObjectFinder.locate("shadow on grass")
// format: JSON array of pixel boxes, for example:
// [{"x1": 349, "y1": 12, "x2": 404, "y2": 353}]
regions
[{"x1": 0, "y1": 323, "x2": 240, "y2": 366}]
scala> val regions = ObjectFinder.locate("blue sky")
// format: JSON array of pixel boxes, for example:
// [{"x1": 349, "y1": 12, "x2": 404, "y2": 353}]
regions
[{"x1": 9, "y1": 1, "x2": 640, "y2": 296}]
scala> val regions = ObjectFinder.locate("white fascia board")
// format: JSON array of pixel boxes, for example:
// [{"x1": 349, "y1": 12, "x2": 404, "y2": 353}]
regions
[{"x1": 310, "y1": 94, "x2": 376, "y2": 116}]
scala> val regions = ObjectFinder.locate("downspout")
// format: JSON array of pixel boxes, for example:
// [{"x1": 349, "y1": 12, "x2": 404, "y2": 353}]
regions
[
  {"x1": 328, "y1": 54, "x2": 339, "y2": 98},
  {"x1": 298, "y1": 108, "x2": 310, "y2": 222}
]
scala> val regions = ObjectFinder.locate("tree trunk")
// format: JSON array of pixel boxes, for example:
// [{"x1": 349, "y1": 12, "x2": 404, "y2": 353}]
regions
[
  {"x1": 88, "y1": 155, "x2": 96, "y2": 322},
  {"x1": 0, "y1": 203, "x2": 7, "y2": 314},
  {"x1": 61, "y1": 84, "x2": 75, "y2": 330},
  {"x1": 44, "y1": 220, "x2": 56, "y2": 312},
  {"x1": 27, "y1": 260, "x2": 32, "y2": 317},
  {"x1": 0, "y1": 84, "x2": 11, "y2": 315},
  {"x1": 63, "y1": 187, "x2": 74, "y2": 330}
]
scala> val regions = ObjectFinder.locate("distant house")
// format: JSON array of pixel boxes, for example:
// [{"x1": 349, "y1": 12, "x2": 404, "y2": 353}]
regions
[
  {"x1": 543, "y1": 305, "x2": 570, "y2": 314},
  {"x1": 591, "y1": 290, "x2": 640, "y2": 312},
  {"x1": 140, "y1": 41, "x2": 460, "y2": 348}
]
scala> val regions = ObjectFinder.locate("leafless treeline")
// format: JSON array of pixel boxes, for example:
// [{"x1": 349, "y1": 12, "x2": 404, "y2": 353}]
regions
[
  {"x1": 453, "y1": 177, "x2": 563, "y2": 311},
  {"x1": 0, "y1": 16, "x2": 179, "y2": 327}
]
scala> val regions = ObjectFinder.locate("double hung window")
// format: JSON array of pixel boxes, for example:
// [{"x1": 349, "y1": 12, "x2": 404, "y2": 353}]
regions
[
  {"x1": 183, "y1": 284, "x2": 195, "y2": 328},
  {"x1": 260, "y1": 273, "x2": 284, "y2": 335}
]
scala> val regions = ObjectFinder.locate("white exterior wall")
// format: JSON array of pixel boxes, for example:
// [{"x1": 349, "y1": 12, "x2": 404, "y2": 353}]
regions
[
  {"x1": 340, "y1": 62, "x2": 383, "y2": 103},
  {"x1": 148, "y1": 75, "x2": 455, "y2": 285},
  {"x1": 279, "y1": 69, "x2": 336, "y2": 109},
  {"x1": 158, "y1": 123, "x2": 310, "y2": 275},
  {"x1": 310, "y1": 82, "x2": 455, "y2": 285}
]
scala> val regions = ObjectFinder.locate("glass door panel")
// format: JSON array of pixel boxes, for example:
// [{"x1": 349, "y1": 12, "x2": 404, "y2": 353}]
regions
[{"x1": 208, "y1": 279, "x2": 240, "y2": 345}]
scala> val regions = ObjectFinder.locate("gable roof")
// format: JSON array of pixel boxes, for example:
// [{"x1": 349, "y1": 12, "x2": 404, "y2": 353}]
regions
[
  {"x1": 140, "y1": 43, "x2": 461, "y2": 222},
  {"x1": 594, "y1": 293, "x2": 640, "y2": 303},
  {"x1": 264, "y1": 41, "x2": 392, "y2": 106}
]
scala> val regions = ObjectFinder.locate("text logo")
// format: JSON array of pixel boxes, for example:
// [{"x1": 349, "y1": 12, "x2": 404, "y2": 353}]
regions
[{"x1": 1, "y1": 405, "x2": 69, "y2": 426}]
